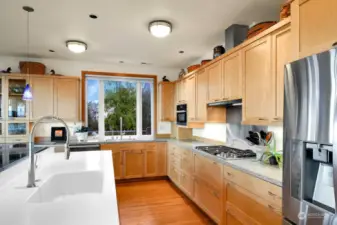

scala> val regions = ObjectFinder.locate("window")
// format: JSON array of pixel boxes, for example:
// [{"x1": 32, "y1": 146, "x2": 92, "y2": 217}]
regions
[{"x1": 85, "y1": 74, "x2": 154, "y2": 140}]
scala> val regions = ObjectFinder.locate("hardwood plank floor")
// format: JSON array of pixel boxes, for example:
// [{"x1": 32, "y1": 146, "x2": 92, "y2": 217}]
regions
[{"x1": 116, "y1": 179, "x2": 216, "y2": 225}]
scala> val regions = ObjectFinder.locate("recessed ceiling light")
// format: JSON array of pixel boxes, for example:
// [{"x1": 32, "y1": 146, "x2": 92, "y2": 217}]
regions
[
  {"x1": 66, "y1": 41, "x2": 87, "y2": 53},
  {"x1": 149, "y1": 20, "x2": 172, "y2": 38},
  {"x1": 89, "y1": 14, "x2": 98, "y2": 19},
  {"x1": 179, "y1": 50, "x2": 184, "y2": 54},
  {"x1": 141, "y1": 62, "x2": 147, "y2": 65},
  {"x1": 119, "y1": 61, "x2": 124, "y2": 63},
  {"x1": 49, "y1": 49, "x2": 55, "y2": 53}
]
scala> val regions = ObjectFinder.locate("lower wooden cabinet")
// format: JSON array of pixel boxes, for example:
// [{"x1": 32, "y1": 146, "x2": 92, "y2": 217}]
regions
[
  {"x1": 124, "y1": 149, "x2": 145, "y2": 179},
  {"x1": 179, "y1": 171, "x2": 193, "y2": 197},
  {"x1": 223, "y1": 180, "x2": 282, "y2": 225},
  {"x1": 194, "y1": 177, "x2": 222, "y2": 224},
  {"x1": 101, "y1": 142, "x2": 167, "y2": 180}
]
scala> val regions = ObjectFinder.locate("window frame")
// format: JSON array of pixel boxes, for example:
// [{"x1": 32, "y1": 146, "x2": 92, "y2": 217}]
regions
[{"x1": 81, "y1": 71, "x2": 158, "y2": 140}]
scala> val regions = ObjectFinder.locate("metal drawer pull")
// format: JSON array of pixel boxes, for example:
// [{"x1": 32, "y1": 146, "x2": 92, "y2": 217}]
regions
[
  {"x1": 258, "y1": 118, "x2": 267, "y2": 121},
  {"x1": 268, "y1": 191, "x2": 276, "y2": 197},
  {"x1": 212, "y1": 161, "x2": 217, "y2": 165},
  {"x1": 227, "y1": 172, "x2": 233, "y2": 176},
  {"x1": 268, "y1": 204, "x2": 276, "y2": 211}
]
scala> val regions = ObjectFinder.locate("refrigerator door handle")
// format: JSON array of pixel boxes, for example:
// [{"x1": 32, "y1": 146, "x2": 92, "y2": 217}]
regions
[{"x1": 332, "y1": 49, "x2": 337, "y2": 211}]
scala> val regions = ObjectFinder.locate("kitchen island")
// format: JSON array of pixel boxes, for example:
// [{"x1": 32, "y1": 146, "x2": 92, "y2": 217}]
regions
[{"x1": 0, "y1": 147, "x2": 119, "y2": 225}]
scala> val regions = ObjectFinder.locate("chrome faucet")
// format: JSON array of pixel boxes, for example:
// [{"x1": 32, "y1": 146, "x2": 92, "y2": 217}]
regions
[{"x1": 27, "y1": 116, "x2": 70, "y2": 188}]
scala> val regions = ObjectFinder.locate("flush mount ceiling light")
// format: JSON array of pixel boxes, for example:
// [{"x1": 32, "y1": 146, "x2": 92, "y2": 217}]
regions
[
  {"x1": 66, "y1": 41, "x2": 87, "y2": 53},
  {"x1": 149, "y1": 20, "x2": 172, "y2": 38}
]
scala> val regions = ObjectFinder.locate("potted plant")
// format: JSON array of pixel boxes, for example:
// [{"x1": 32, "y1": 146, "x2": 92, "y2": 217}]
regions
[{"x1": 261, "y1": 141, "x2": 283, "y2": 167}]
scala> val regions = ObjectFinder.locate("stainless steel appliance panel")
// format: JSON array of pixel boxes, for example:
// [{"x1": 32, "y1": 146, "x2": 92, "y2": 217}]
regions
[{"x1": 284, "y1": 48, "x2": 337, "y2": 224}]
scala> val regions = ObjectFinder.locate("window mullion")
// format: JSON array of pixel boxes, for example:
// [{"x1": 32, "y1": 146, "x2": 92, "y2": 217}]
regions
[
  {"x1": 136, "y1": 82, "x2": 142, "y2": 138},
  {"x1": 98, "y1": 80, "x2": 105, "y2": 140}
]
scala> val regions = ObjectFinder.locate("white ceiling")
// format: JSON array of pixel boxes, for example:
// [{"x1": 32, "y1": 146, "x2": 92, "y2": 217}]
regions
[{"x1": 0, "y1": 0, "x2": 284, "y2": 69}]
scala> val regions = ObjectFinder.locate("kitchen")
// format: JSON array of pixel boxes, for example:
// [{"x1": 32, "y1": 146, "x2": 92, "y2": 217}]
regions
[{"x1": 0, "y1": 0, "x2": 336, "y2": 224}]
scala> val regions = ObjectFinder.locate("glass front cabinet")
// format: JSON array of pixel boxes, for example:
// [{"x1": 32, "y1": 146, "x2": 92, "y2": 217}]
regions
[{"x1": 0, "y1": 75, "x2": 29, "y2": 143}]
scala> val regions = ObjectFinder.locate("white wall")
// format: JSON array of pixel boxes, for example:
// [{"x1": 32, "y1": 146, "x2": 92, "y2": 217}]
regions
[{"x1": 0, "y1": 55, "x2": 179, "y2": 135}]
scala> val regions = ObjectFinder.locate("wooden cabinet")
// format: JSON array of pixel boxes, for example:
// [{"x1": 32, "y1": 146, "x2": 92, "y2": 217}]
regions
[
  {"x1": 186, "y1": 75, "x2": 196, "y2": 122},
  {"x1": 101, "y1": 142, "x2": 166, "y2": 179},
  {"x1": 158, "y1": 82, "x2": 175, "y2": 122},
  {"x1": 242, "y1": 35, "x2": 273, "y2": 124},
  {"x1": 194, "y1": 152, "x2": 222, "y2": 191},
  {"x1": 194, "y1": 177, "x2": 221, "y2": 223},
  {"x1": 222, "y1": 52, "x2": 242, "y2": 101},
  {"x1": 54, "y1": 78, "x2": 79, "y2": 121},
  {"x1": 30, "y1": 76, "x2": 54, "y2": 120},
  {"x1": 180, "y1": 171, "x2": 194, "y2": 197},
  {"x1": 293, "y1": 0, "x2": 337, "y2": 58},
  {"x1": 123, "y1": 149, "x2": 145, "y2": 179},
  {"x1": 272, "y1": 25, "x2": 292, "y2": 121},
  {"x1": 112, "y1": 149, "x2": 122, "y2": 180},
  {"x1": 207, "y1": 61, "x2": 222, "y2": 102},
  {"x1": 176, "y1": 79, "x2": 187, "y2": 104},
  {"x1": 196, "y1": 69, "x2": 208, "y2": 122},
  {"x1": 180, "y1": 148, "x2": 193, "y2": 174},
  {"x1": 225, "y1": 181, "x2": 282, "y2": 225}
]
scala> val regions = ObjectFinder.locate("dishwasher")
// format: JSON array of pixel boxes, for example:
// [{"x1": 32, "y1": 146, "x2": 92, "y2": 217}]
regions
[{"x1": 69, "y1": 143, "x2": 101, "y2": 152}]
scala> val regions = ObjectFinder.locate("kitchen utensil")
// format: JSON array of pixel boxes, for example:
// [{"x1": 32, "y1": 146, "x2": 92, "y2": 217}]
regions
[
  {"x1": 247, "y1": 21, "x2": 277, "y2": 39},
  {"x1": 213, "y1": 45, "x2": 225, "y2": 59},
  {"x1": 187, "y1": 64, "x2": 200, "y2": 73}
]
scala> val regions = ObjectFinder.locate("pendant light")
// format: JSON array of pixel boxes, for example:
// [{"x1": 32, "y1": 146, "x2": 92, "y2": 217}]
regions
[{"x1": 22, "y1": 6, "x2": 34, "y2": 101}]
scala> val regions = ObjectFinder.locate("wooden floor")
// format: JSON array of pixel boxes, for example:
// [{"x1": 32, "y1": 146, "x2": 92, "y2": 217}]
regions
[{"x1": 116, "y1": 179, "x2": 216, "y2": 225}]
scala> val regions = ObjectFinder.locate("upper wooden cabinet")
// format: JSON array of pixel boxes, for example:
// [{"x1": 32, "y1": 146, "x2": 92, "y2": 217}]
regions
[
  {"x1": 158, "y1": 82, "x2": 175, "y2": 122},
  {"x1": 293, "y1": 0, "x2": 337, "y2": 58},
  {"x1": 30, "y1": 76, "x2": 54, "y2": 120},
  {"x1": 272, "y1": 25, "x2": 292, "y2": 121},
  {"x1": 186, "y1": 74, "x2": 196, "y2": 121},
  {"x1": 196, "y1": 69, "x2": 208, "y2": 122},
  {"x1": 222, "y1": 52, "x2": 242, "y2": 101},
  {"x1": 242, "y1": 35, "x2": 273, "y2": 123},
  {"x1": 54, "y1": 78, "x2": 80, "y2": 121},
  {"x1": 176, "y1": 79, "x2": 187, "y2": 104},
  {"x1": 207, "y1": 61, "x2": 222, "y2": 102}
]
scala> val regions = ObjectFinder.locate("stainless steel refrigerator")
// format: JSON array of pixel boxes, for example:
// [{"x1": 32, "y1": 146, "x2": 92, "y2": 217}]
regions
[{"x1": 283, "y1": 48, "x2": 337, "y2": 224}]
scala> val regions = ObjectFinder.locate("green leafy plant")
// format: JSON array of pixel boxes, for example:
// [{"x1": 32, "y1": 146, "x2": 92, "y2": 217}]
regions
[{"x1": 261, "y1": 141, "x2": 283, "y2": 167}]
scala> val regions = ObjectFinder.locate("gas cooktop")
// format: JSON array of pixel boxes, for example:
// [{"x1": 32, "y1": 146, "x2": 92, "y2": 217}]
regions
[{"x1": 194, "y1": 145, "x2": 256, "y2": 159}]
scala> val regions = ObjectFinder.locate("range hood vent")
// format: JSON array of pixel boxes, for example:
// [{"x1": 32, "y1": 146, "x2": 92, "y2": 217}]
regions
[{"x1": 207, "y1": 99, "x2": 242, "y2": 107}]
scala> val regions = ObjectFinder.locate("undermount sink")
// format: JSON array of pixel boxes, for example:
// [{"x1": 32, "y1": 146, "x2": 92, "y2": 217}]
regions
[{"x1": 27, "y1": 171, "x2": 103, "y2": 203}]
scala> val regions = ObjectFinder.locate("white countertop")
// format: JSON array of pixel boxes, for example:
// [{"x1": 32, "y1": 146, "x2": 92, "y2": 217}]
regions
[{"x1": 0, "y1": 148, "x2": 119, "y2": 225}]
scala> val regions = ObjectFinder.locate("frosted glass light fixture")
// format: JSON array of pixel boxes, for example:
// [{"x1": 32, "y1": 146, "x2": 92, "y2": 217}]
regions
[
  {"x1": 22, "y1": 84, "x2": 33, "y2": 101},
  {"x1": 149, "y1": 21, "x2": 172, "y2": 38},
  {"x1": 66, "y1": 41, "x2": 88, "y2": 53}
]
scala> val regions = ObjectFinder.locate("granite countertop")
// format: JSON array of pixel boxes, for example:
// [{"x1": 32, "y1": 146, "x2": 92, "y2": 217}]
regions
[{"x1": 166, "y1": 139, "x2": 283, "y2": 187}]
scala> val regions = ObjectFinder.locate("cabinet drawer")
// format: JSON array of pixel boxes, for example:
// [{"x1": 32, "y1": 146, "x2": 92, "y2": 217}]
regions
[
  {"x1": 180, "y1": 150, "x2": 193, "y2": 174},
  {"x1": 223, "y1": 165, "x2": 282, "y2": 208},
  {"x1": 225, "y1": 181, "x2": 282, "y2": 225},
  {"x1": 145, "y1": 142, "x2": 157, "y2": 150},
  {"x1": 194, "y1": 152, "x2": 222, "y2": 192},
  {"x1": 194, "y1": 177, "x2": 221, "y2": 223},
  {"x1": 180, "y1": 172, "x2": 193, "y2": 197}
]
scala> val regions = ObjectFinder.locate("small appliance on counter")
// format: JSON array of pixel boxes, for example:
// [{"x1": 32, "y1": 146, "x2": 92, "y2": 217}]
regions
[
  {"x1": 51, "y1": 127, "x2": 67, "y2": 142},
  {"x1": 176, "y1": 104, "x2": 187, "y2": 126},
  {"x1": 74, "y1": 126, "x2": 89, "y2": 142}
]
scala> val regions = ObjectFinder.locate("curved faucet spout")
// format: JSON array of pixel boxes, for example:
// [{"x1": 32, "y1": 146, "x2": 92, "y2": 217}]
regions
[{"x1": 27, "y1": 116, "x2": 71, "y2": 188}]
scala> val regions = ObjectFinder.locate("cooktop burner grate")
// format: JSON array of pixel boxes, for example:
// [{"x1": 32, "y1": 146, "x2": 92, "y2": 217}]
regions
[{"x1": 195, "y1": 145, "x2": 256, "y2": 159}]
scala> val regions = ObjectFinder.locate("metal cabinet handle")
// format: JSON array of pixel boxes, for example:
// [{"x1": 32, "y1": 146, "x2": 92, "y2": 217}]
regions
[
  {"x1": 258, "y1": 118, "x2": 267, "y2": 121},
  {"x1": 268, "y1": 191, "x2": 276, "y2": 197},
  {"x1": 222, "y1": 97, "x2": 229, "y2": 100},
  {"x1": 227, "y1": 172, "x2": 233, "y2": 177},
  {"x1": 212, "y1": 161, "x2": 217, "y2": 165},
  {"x1": 214, "y1": 99, "x2": 220, "y2": 102},
  {"x1": 268, "y1": 204, "x2": 276, "y2": 211},
  {"x1": 273, "y1": 117, "x2": 282, "y2": 121},
  {"x1": 333, "y1": 42, "x2": 337, "y2": 47}
]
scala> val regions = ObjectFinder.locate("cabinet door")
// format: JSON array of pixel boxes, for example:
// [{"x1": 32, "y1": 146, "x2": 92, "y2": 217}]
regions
[
  {"x1": 180, "y1": 79, "x2": 187, "y2": 102},
  {"x1": 226, "y1": 182, "x2": 282, "y2": 225},
  {"x1": 156, "y1": 142, "x2": 167, "y2": 176},
  {"x1": 169, "y1": 165, "x2": 180, "y2": 185},
  {"x1": 112, "y1": 150, "x2": 122, "y2": 180},
  {"x1": 7, "y1": 77, "x2": 29, "y2": 120},
  {"x1": 226, "y1": 212, "x2": 244, "y2": 225},
  {"x1": 222, "y1": 52, "x2": 242, "y2": 100},
  {"x1": 159, "y1": 82, "x2": 175, "y2": 121},
  {"x1": 180, "y1": 172, "x2": 193, "y2": 197},
  {"x1": 207, "y1": 61, "x2": 222, "y2": 102},
  {"x1": 30, "y1": 76, "x2": 54, "y2": 120},
  {"x1": 194, "y1": 152, "x2": 222, "y2": 191},
  {"x1": 54, "y1": 78, "x2": 79, "y2": 121},
  {"x1": 145, "y1": 149, "x2": 157, "y2": 177},
  {"x1": 194, "y1": 177, "x2": 221, "y2": 223},
  {"x1": 123, "y1": 150, "x2": 144, "y2": 179},
  {"x1": 242, "y1": 35, "x2": 273, "y2": 123},
  {"x1": 295, "y1": 0, "x2": 337, "y2": 58},
  {"x1": 186, "y1": 75, "x2": 196, "y2": 122},
  {"x1": 180, "y1": 148, "x2": 193, "y2": 174},
  {"x1": 272, "y1": 25, "x2": 292, "y2": 121},
  {"x1": 196, "y1": 69, "x2": 208, "y2": 121}
]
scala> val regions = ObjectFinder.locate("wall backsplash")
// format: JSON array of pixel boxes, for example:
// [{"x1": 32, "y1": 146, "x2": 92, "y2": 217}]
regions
[{"x1": 193, "y1": 106, "x2": 284, "y2": 151}]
